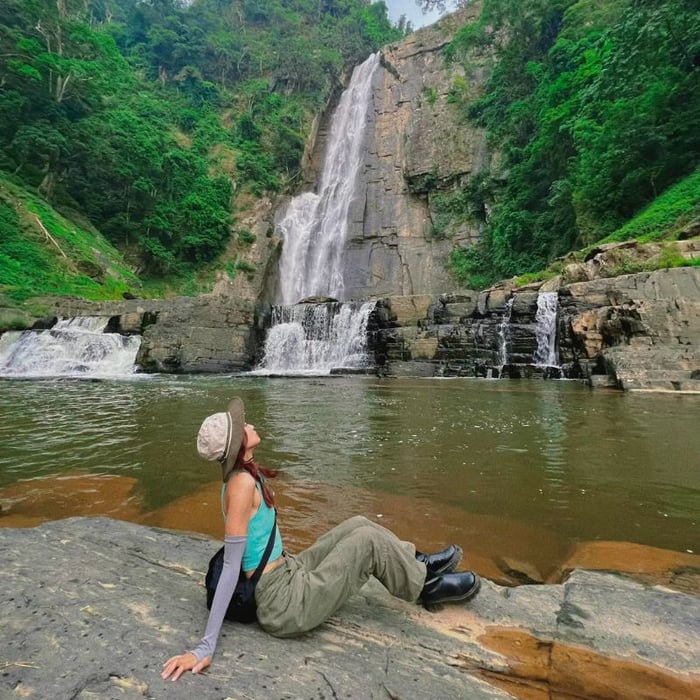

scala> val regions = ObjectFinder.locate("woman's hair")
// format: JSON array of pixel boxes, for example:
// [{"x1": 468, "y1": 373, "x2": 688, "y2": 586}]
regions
[{"x1": 233, "y1": 435, "x2": 277, "y2": 508}]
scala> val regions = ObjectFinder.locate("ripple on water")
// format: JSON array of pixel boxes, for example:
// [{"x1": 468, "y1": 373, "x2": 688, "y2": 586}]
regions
[{"x1": 0, "y1": 376, "x2": 698, "y2": 563}]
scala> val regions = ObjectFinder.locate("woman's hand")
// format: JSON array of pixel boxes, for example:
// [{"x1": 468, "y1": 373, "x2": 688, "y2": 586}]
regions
[{"x1": 161, "y1": 651, "x2": 211, "y2": 681}]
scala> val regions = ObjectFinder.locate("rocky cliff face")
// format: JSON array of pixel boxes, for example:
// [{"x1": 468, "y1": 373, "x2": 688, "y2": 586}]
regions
[
  {"x1": 346, "y1": 5, "x2": 494, "y2": 299},
  {"x1": 36, "y1": 293, "x2": 259, "y2": 373},
  {"x1": 19, "y1": 244, "x2": 696, "y2": 389},
  {"x1": 264, "y1": 5, "x2": 493, "y2": 302},
  {"x1": 370, "y1": 263, "x2": 700, "y2": 393}
]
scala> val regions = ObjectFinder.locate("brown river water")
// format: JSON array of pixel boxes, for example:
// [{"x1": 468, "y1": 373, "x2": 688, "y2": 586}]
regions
[{"x1": 0, "y1": 375, "x2": 698, "y2": 588}]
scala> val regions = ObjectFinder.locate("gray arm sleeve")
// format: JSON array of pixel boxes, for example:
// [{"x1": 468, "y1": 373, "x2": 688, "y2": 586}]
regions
[{"x1": 190, "y1": 535, "x2": 246, "y2": 662}]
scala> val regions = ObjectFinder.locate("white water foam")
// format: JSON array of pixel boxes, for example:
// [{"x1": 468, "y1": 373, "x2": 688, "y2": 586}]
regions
[
  {"x1": 256, "y1": 301, "x2": 375, "y2": 375},
  {"x1": 533, "y1": 292, "x2": 560, "y2": 368},
  {"x1": 497, "y1": 297, "x2": 514, "y2": 369},
  {"x1": 0, "y1": 317, "x2": 142, "y2": 378}
]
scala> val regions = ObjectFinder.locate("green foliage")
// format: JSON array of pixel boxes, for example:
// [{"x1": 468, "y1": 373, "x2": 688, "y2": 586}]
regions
[
  {"x1": 602, "y1": 168, "x2": 700, "y2": 243},
  {"x1": 235, "y1": 259, "x2": 257, "y2": 274},
  {"x1": 595, "y1": 242, "x2": 700, "y2": 278},
  {"x1": 406, "y1": 167, "x2": 441, "y2": 194},
  {"x1": 0, "y1": 316, "x2": 32, "y2": 332},
  {"x1": 449, "y1": 244, "x2": 494, "y2": 290},
  {"x1": 237, "y1": 229, "x2": 257, "y2": 245},
  {"x1": 430, "y1": 177, "x2": 492, "y2": 239},
  {"x1": 0, "y1": 0, "x2": 405, "y2": 297},
  {"x1": 654, "y1": 245, "x2": 700, "y2": 271},
  {"x1": 352, "y1": 2, "x2": 404, "y2": 48},
  {"x1": 223, "y1": 257, "x2": 256, "y2": 279},
  {"x1": 440, "y1": 0, "x2": 700, "y2": 283}
]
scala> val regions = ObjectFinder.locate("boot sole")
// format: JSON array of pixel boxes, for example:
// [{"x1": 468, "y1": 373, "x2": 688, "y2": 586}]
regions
[
  {"x1": 422, "y1": 574, "x2": 481, "y2": 609},
  {"x1": 431, "y1": 545, "x2": 463, "y2": 576}
]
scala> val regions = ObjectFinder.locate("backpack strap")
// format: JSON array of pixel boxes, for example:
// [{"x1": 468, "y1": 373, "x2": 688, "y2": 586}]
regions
[
  {"x1": 249, "y1": 510, "x2": 277, "y2": 585},
  {"x1": 220, "y1": 481, "x2": 278, "y2": 581}
]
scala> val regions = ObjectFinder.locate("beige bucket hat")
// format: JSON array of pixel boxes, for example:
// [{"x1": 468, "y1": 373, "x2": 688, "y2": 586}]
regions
[{"x1": 196, "y1": 397, "x2": 246, "y2": 482}]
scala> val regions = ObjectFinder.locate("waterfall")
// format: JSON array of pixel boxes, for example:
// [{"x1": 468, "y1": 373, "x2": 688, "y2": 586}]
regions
[
  {"x1": 257, "y1": 53, "x2": 380, "y2": 374},
  {"x1": 0, "y1": 317, "x2": 142, "y2": 378},
  {"x1": 497, "y1": 297, "x2": 514, "y2": 369},
  {"x1": 533, "y1": 292, "x2": 560, "y2": 368},
  {"x1": 276, "y1": 53, "x2": 380, "y2": 305},
  {"x1": 257, "y1": 301, "x2": 375, "y2": 375}
]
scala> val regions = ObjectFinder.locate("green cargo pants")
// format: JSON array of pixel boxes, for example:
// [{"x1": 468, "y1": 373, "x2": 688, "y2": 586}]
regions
[{"x1": 254, "y1": 515, "x2": 427, "y2": 638}]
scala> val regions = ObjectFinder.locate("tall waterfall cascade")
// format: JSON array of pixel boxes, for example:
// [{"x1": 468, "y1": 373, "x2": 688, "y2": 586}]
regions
[
  {"x1": 257, "y1": 301, "x2": 375, "y2": 375},
  {"x1": 275, "y1": 53, "x2": 380, "y2": 305},
  {"x1": 533, "y1": 292, "x2": 560, "y2": 368},
  {"x1": 259, "y1": 53, "x2": 380, "y2": 374},
  {"x1": 0, "y1": 317, "x2": 142, "y2": 378}
]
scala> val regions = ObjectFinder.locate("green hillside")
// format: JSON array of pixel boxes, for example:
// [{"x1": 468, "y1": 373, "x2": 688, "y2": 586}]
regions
[
  {"x1": 441, "y1": 0, "x2": 700, "y2": 288},
  {"x1": 0, "y1": 175, "x2": 139, "y2": 302},
  {"x1": 600, "y1": 167, "x2": 700, "y2": 245},
  {"x1": 0, "y1": 0, "x2": 403, "y2": 301},
  {"x1": 1, "y1": 0, "x2": 698, "y2": 306}
]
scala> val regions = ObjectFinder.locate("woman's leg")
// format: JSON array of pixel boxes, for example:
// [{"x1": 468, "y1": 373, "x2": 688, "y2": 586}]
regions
[
  {"x1": 256, "y1": 522, "x2": 427, "y2": 638},
  {"x1": 295, "y1": 515, "x2": 407, "y2": 569}
]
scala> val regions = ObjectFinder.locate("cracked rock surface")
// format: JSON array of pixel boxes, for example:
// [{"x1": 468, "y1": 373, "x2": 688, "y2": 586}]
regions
[{"x1": 1, "y1": 518, "x2": 698, "y2": 699}]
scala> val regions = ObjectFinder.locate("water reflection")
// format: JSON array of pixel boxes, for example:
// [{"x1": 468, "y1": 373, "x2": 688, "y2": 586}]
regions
[{"x1": 0, "y1": 376, "x2": 698, "y2": 563}]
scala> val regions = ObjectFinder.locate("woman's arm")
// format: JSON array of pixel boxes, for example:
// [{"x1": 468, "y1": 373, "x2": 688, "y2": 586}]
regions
[{"x1": 162, "y1": 472, "x2": 256, "y2": 681}]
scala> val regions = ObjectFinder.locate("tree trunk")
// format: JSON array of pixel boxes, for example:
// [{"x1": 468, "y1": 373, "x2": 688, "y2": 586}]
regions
[{"x1": 39, "y1": 169, "x2": 57, "y2": 201}]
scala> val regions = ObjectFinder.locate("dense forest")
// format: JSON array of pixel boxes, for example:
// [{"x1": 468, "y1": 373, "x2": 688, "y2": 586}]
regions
[
  {"x1": 0, "y1": 0, "x2": 403, "y2": 300},
  {"x1": 439, "y1": 0, "x2": 700, "y2": 286},
  {"x1": 0, "y1": 0, "x2": 698, "y2": 303}
]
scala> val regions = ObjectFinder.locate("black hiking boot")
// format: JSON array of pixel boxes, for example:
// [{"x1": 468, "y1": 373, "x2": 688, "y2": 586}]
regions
[
  {"x1": 415, "y1": 544, "x2": 463, "y2": 576},
  {"x1": 420, "y1": 571, "x2": 481, "y2": 610}
]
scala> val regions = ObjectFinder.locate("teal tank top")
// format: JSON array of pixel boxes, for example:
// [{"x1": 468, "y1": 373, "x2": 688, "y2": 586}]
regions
[{"x1": 221, "y1": 479, "x2": 283, "y2": 571}]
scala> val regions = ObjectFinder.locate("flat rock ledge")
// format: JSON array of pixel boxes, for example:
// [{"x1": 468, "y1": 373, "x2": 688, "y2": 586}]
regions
[{"x1": 2, "y1": 518, "x2": 698, "y2": 700}]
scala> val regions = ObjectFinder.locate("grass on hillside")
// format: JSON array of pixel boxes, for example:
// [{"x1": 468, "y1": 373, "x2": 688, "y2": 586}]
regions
[
  {"x1": 0, "y1": 177, "x2": 140, "y2": 303},
  {"x1": 600, "y1": 167, "x2": 700, "y2": 244},
  {"x1": 513, "y1": 168, "x2": 700, "y2": 286},
  {"x1": 0, "y1": 174, "x2": 245, "y2": 314}
]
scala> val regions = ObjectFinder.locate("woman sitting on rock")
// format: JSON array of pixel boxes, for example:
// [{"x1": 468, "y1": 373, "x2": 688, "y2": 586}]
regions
[{"x1": 162, "y1": 397, "x2": 481, "y2": 681}]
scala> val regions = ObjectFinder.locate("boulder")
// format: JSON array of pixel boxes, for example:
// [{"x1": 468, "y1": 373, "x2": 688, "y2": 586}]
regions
[
  {"x1": 40, "y1": 294, "x2": 257, "y2": 373},
  {"x1": 383, "y1": 294, "x2": 435, "y2": 326},
  {"x1": 560, "y1": 267, "x2": 700, "y2": 391},
  {"x1": 1, "y1": 518, "x2": 699, "y2": 700}
]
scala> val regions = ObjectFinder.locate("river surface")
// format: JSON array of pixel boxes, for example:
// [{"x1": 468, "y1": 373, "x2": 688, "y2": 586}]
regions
[{"x1": 0, "y1": 376, "x2": 697, "y2": 583}]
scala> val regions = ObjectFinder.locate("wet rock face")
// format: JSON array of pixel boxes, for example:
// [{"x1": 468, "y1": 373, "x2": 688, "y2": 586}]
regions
[
  {"x1": 371, "y1": 267, "x2": 700, "y2": 391},
  {"x1": 37, "y1": 265, "x2": 699, "y2": 386},
  {"x1": 331, "y1": 5, "x2": 495, "y2": 299},
  {"x1": 559, "y1": 266, "x2": 700, "y2": 390},
  {"x1": 2, "y1": 518, "x2": 698, "y2": 700},
  {"x1": 41, "y1": 294, "x2": 257, "y2": 373}
]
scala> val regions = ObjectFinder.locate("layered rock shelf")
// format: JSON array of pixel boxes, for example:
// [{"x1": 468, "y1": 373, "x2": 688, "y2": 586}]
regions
[
  {"x1": 371, "y1": 265, "x2": 700, "y2": 392},
  {"x1": 13, "y1": 263, "x2": 698, "y2": 391},
  {"x1": 1, "y1": 518, "x2": 699, "y2": 699}
]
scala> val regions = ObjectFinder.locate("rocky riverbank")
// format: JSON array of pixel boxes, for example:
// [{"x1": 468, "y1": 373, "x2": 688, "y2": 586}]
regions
[
  {"x1": 2, "y1": 245, "x2": 698, "y2": 390},
  {"x1": 373, "y1": 261, "x2": 700, "y2": 392},
  {"x1": 1, "y1": 518, "x2": 699, "y2": 699}
]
